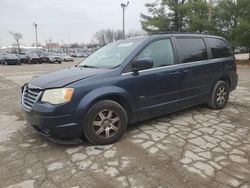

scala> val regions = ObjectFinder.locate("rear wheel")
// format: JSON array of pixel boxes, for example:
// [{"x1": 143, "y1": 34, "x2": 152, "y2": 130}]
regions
[
  {"x1": 208, "y1": 81, "x2": 230, "y2": 109},
  {"x1": 83, "y1": 100, "x2": 128, "y2": 145}
]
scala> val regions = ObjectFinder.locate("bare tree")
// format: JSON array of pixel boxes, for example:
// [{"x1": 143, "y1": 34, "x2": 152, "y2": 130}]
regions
[
  {"x1": 105, "y1": 29, "x2": 115, "y2": 44},
  {"x1": 45, "y1": 38, "x2": 53, "y2": 52},
  {"x1": 114, "y1": 30, "x2": 123, "y2": 41},
  {"x1": 126, "y1": 30, "x2": 145, "y2": 38},
  {"x1": 69, "y1": 43, "x2": 82, "y2": 48},
  {"x1": 94, "y1": 29, "x2": 125, "y2": 46},
  {"x1": 93, "y1": 29, "x2": 144, "y2": 46},
  {"x1": 9, "y1": 31, "x2": 22, "y2": 53},
  {"x1": 94, "y1": 30, "x2": 107, "y2": 46},
  {"x1": 61, "y1": 40, "x2": 68, "y2": 54}
]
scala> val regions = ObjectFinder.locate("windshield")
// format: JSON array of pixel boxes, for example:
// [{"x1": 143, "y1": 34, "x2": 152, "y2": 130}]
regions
[
  {"x1": 6, "y1": 54, "x2": 17, "y2": 58},
  {"x1": 78, "y1": 37, "x2": 146, "y2": 68},
  {"x1": 28, "y1": 54, "x2": 36, "y2": 57}
]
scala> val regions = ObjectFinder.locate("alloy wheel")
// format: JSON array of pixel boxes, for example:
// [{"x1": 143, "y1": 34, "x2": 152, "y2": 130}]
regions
[
  {"x1": 92, "y1": 109, "x2": 121, "y2": 138},
  {"x1": 216, "y1": 86, "x2": 227, "y2": 105}
]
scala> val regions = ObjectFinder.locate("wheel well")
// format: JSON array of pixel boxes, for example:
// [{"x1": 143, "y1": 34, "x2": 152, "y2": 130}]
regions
[
  {"x1": 90, "y1": 95, "x2": 132, "y2": 120},
  {"x1": 219, "y1": 76, "x2": 231, "y2": 89}
]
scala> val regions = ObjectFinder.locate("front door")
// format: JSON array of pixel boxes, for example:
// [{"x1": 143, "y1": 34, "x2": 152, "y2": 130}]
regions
[{"x1": 122, "y1": 38, "x2": 183, "y2": 119}]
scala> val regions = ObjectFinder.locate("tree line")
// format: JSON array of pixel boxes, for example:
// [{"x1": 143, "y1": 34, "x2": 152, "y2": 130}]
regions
[
  {"x1": 140, "y1": 0, "x2": 250, "y2": 51},
  {"x1": 93, "y1": 29, "x2": 145, "y2": 46}
]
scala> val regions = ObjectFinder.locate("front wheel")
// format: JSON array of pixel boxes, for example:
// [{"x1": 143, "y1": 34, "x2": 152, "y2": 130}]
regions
[
  {"x1": 83, "y1": 100, "x2": 128, "y2": 145},
  {"x1": 208, "y1": 81, "x2": 230, "y2": 109}
]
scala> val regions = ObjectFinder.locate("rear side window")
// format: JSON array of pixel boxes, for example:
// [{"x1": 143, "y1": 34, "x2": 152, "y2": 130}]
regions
[
  {"x1": 176, "y1": 38, "x2": 207, "y2": 63},
  {"x1": 206, "y1": 38, "x2": 232, "y2": 58}
]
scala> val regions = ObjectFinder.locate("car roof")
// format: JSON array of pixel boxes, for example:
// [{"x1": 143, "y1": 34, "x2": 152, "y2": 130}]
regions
[{"x1": 146, "y1": 33, "x2": 226, "y2": 40}]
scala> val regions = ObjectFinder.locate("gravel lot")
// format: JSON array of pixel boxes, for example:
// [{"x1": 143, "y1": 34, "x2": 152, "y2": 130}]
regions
[{"x1": 0, "y1": 60, "x2": 250, "y2": 188}]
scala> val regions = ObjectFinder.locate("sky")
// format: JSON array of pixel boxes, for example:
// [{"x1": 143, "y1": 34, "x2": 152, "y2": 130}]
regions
[{"x1": 0, "y1": 0, "x2": 153, "y2": 46}]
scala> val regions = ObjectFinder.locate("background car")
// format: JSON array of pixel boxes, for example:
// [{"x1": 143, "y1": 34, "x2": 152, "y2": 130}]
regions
[
  {"x1": 0, "y1": 53, "x2": 4, "y2": 64},
  {"x1": 35, "y1": 51, "x2": 50, "y2": 63},
  {"x1": 234, "y1": 47, "x2": 247, "y2": 54},
  {"x1": 47, "y1": 53, "x2": 63, "y2": 64},
  {"x1": 39, "y1": 54, "x2": 50, "y2": 63},
  {"x1": 17, "y1": 53, "x2": 30, "y2": 64},
  {"x1": 27, "y1": 53, "x2": 41, "y2": 64},
  {"x1": 2, "y1": 53, "x2": 21, "y2": 65},
  {"x1": 60, "y1": 54, "x2": 74, "y2": 62}
]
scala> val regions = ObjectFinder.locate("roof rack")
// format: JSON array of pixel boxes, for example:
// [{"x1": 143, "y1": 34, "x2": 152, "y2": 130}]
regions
[{"x1": 149, "y1": 31, "x2": 211, "y2": 35}]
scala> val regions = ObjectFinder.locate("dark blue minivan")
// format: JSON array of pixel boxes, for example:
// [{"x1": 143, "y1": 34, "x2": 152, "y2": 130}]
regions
[{"x1": 21, "y1": 34, "x2": 238, "y2": 145}]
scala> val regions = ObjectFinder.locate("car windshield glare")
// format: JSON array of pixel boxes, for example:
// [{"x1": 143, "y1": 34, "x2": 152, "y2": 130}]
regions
[{"x1": 78, "y1": 37, "x2": 145, "y2": 69}]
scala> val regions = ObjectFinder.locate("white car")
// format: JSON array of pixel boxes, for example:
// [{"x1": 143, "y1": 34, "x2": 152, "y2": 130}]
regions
[{"x1": 61, "y1": 54, "x2": 74, "y2": 62}]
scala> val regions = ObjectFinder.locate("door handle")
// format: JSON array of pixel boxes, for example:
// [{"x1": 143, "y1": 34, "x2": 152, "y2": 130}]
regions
[
  {"x1": 183, "y1": 69, "x2": 191, "y2": 73},
  {"x1": 170, "y1": 71, "x2": 180, "y2": 75}
]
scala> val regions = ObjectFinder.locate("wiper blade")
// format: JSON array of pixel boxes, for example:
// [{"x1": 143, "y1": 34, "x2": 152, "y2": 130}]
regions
[{"x1": 78, "y1": 65, "x2": 99, "y2": 68}]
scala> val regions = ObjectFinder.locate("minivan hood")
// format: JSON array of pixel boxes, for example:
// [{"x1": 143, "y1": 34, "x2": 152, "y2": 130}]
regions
[{"x1": 30, "y1": 67, "x2": 110, "y2": 89}]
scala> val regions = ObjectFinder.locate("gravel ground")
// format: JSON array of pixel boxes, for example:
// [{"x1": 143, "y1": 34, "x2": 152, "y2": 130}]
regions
[{"x1": 0, "y1": 61, "x2": 250, "y2": 188}]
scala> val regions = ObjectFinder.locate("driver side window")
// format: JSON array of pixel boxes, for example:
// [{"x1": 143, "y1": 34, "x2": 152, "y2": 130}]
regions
[{"x1": 137, "y1": 39, "x2": 175, "y2": 68}]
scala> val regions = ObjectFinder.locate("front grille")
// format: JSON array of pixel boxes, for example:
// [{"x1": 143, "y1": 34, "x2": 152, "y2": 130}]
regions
[
  {"x1": 22, "y1": 85, "x2": 42, "y2": 110},
  {"x1": 7, "y1": 59, "x2": 18, "y2": 63}
]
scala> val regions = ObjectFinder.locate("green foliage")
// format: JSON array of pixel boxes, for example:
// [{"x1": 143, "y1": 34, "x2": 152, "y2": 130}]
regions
[
  {"x1": 236, "y1": 0, "x2": 250, "y2": 51},
  {"x1": 235, "y1": 21, "x2": 250, "y2": 51},
  {"x1": 184, "y1": 0, "x2": 212, "y2": 33},
  {"x1": 212, "y1": 0, "x2": 238, "y2": 48},
  {"x1": 141, "y1": 0, "x2": 250, "y2": 51},
  {"x1": 162, "y1": 0, "x2": 187, "y2": 31},
  {"x1": 141, "y1": 2, "x2": 170, "y2": 33}
]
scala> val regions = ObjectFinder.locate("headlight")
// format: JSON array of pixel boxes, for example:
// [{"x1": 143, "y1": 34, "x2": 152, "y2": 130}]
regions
[{"x1": 41, "y1": 88, "x2": 74, "y2": 105}]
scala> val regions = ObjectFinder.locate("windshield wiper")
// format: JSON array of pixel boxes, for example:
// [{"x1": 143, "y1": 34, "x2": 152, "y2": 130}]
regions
[{"x1": 78, "y1": 65, "x2": 99, "y2": 69}]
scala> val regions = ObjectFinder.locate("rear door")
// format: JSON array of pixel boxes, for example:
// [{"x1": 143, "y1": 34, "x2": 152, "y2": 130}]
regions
[
  {"x1": 174, "y1": 37, "x2": 218, "y2": 105},
  {"x1": 205, "y1": 37, "x2": 235, "y2": 87}
]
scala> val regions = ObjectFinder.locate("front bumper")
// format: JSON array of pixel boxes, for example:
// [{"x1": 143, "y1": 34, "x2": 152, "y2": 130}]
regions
[
  {"x1": 6, "y1": 59, "x2": 19, "y2": 65},
  {"x1": 30, "y1": 58, "x2": 40, "y2": 64},
  {"x1": 22, "y1": 105, "x2": 82, "y2": 139}
]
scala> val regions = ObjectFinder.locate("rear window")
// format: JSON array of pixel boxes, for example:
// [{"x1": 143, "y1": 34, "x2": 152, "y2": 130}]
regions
[
  {"x1": 176, "y1": 38, "x2": 207, "y2": 63},
  {"x1": 206, "y1": 38, "x2": 232, "y2": 58}
]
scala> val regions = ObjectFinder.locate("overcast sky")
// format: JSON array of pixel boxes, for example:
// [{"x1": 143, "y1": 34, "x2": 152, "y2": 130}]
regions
[{"x1": 0, "y1": 0, "x2": 153, "y2": 46}]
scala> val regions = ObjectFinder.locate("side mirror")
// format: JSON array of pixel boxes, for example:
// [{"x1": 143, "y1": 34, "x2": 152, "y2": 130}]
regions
[{"x1": 132, "y1": 58, "x2": 153, "y2": 72}]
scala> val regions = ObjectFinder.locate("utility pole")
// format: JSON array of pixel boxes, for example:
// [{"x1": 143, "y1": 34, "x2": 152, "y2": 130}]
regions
[
  {"x1": 121, "y1": 1, "x2": 129, "y2": 40},
  {"x1": 33, "y1": 23, "x2": 38, "y2": 51}
]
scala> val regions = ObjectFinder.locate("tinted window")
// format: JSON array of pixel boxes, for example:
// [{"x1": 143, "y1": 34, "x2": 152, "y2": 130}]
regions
[
  {"x1": 176, "y1": 38, "x2": 207, "y2": 63},
  {"x1": 137, "y1": 39, "x2": 175, "y2": 68},
  {"x1": 206, "y1": 38, "x2": 232, "y2": 58}
]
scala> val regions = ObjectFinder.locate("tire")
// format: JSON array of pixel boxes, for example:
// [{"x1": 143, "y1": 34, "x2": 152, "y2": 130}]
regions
[
  {"x1": 208, "y1": 81, "x2": 230, "y2": 109},
  {"x1": 4, "y1": 61, "x2": 8, "y2": 65},
  {"x1": 83, "y1": 100, "x2": 128, "y2": 145}
]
